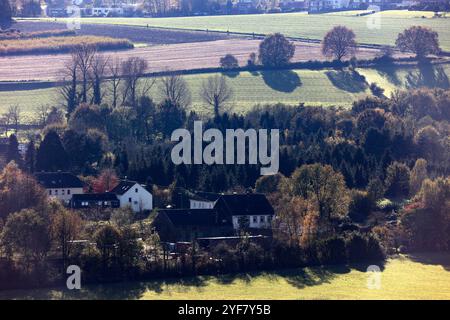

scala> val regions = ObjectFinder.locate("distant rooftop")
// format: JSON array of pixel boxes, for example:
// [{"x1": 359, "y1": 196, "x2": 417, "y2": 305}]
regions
[{"x1": 35, "y1": 172, "x2": 84, "y2": 189}]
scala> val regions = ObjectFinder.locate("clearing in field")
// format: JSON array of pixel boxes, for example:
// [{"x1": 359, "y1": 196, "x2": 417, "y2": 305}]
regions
[
  {"x1": 1, "y1": 253, "x2": 450, "y2": 299},
  {"x1": 33, "y1": 10, "x2": 450, "y2": 50}
]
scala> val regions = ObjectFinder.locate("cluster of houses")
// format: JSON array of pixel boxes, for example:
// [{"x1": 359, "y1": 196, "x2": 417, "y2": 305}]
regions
[
  {"x1": 34, "y1": 171, "x2": 275, "y2": 242},
  {"x1": 45, "y1": 0, "x2": 436, "y2": 17}
]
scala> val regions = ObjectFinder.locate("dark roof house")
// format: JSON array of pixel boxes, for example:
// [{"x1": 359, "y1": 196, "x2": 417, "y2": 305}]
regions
[
  {"x1": 35, "y1": 172, "x2": 84, "y2": 189},
  {"x1": 110, "y1": 180, "x2": 137, "y2": 194},
  {"x1": 214, "y1": 193, "x2": 274, "y2": 217}
]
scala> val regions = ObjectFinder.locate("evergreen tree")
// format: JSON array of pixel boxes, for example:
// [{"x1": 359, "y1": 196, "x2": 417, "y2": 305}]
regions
[
  {"x1": 0, "y1": 0, "x2": 12, "y2": 30},
  {"x1": 6, "y1": 134, "x2": 22, "y2": 166},
  {"x1": 24, "y1": 140, "x2": 36, "y2": 173},
  {"x1": 36, "y1": 131, "x2": 69, "y2": 172}
]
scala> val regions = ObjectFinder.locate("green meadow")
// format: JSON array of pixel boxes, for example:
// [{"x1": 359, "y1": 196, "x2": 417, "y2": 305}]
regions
[
  {"x1": 34, "y1": 10, "x2": 450, "y2": 50},
  {"x1": 2, "y1": 63, "x2": 450, "y2": 119},
  {"x1": 2, "y1": 253, "x2": 450, "y2": 300},
  {"x1": 0, "y1": 69, "x2": 371, "y2": 118}
]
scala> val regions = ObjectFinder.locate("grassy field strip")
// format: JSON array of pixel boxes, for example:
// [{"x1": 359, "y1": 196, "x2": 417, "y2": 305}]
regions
[
  {"x1": 2, "y1": 63, "x2": 450, "y2": 118},
  {"x1": 1, "y1": 253, "x2": 449, "y2": 299},
  {"x1": 0, "y1": 69, "x2": 369, "y2": 118},
  {"x1": 357, "y1": 63, "x2": 450, "y2": 96},
  {"x1": 33, "y1": 10, "x2": 450, "y2": 50}
]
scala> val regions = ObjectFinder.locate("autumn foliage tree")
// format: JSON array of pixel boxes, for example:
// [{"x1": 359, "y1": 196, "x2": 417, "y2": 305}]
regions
[
  {"x1": 92, "y1": 168, "x2": 119, "y2": 193},
  {"x1": 322, "y1": 26, "x2": 357, "y2": 61},
  {"x1": 0, "y1": 162, "x2": 48, "y2": 221},
  {"x1": 396, "y1": 26, "x2": 440, "y2": 59}
]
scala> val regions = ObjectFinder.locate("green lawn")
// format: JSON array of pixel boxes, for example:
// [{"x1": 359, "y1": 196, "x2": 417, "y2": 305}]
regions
[
  {"x1": 33, "y1": 10, "x2": 450, "y2": 50},
  {"x1": 357, "y1": 63, "x2": 450, "y2": 96},
  {"x1": 0, "y1": 69, "x2": 370, "y2": 118},
  {"x1": 2, "y1": 253, "x2": 450, "y2": 299}
]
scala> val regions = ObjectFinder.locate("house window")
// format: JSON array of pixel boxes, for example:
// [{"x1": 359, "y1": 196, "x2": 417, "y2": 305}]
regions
[
  {"x1": 62, "y1": 190, "x2": 65, "y2": 195},
  {"x1": 49, "y1": 190, "x2": 52, "y2": 195},
  {"x1": 68, "y1": 190, "x2": 71, "y2": 195},
  {"x1": 55, "y1": 190, "x2": 58, "y2": 195},
  {"x1": 252, "y1": 216, "x2": 257, "y2": 223},
  {"x1": 135, "y1": 188, "x2": 138, "y2": 193},
  {"x1": 129, "y1": 197, "x2": 132, "y2": 203}
]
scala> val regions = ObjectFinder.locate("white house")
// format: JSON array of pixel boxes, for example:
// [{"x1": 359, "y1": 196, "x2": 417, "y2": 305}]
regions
[
  {"x1": 189, "y1": 191, "x2": 221, "y2": 209},
  {"x1": 35, "y1": 172, "x2": 84, "y2": 205},
  {"x1": 111, "y1": 180, "x2": 153, "y2": 212}
]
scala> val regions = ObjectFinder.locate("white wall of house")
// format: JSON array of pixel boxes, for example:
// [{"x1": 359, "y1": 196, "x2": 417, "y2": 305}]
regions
[
  {"x1": 47, "y1": 187, "x2": 84, "y2": 204},
  {"x1": 189, "y1": 199, "x2": 215, "y2": 209},
  {"x1": 117, "y1": 183, "x2": 153, "y2": 212},
  {"x1": 232, "y1": 215, "x2": 272, "y2": 229}
]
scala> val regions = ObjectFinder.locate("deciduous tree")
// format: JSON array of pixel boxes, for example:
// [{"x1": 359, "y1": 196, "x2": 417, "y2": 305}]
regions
[
  {"x1": 322, "y1": 26, "x2": 357, "y2": 61},
  {"x1": 396, "y1": 26, "x2": 440, "y2": 59}
]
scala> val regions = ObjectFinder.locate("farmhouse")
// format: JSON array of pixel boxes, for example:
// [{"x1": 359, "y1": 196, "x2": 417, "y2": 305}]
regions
[
  {"x1": 153, "y1": 193, "x2": 274, "y2": 241},
  {"x1": 35, "y1": 172, "x2": 84, "y2": 204},
  {"x1": 189, "y1": 191, "x2": 221, "y2": 209},
  {"x1": 71, "y1": 193, "x2": 120, "y2": 209},
  {"x1": 110, "y1": 180, "x2": 153, "y2": 213}
]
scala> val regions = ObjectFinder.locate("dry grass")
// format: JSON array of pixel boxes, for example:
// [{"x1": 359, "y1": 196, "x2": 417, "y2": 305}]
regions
[
  {"x1": 0, "y1": 36, "x2": 133, "y2": 56},
  {"x1": 0, "y1": 29, "x2": 76, "y2": 40}
]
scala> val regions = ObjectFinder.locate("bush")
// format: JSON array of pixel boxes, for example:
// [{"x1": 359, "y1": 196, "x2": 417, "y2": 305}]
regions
[
  {"x1": 220, "y1": 54, "x2": 239, "y2": 69},
  {"x1": 345, "y1": 232, "x2": 385, "y2": 263},
  {"x1": 348, "y1": 190, "x2": 372, "y2": 222},
  {"x1": 316, "y1": 236, "x2": 347, "y2": 265},
  {"x1": 346, "y1": 232, "x2": 368, "y2": 263}
]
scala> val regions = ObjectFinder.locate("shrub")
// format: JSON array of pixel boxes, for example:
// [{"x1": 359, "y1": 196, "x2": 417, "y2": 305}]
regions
[
  {"x1": 346, "y1": 232, "x2": 368, "y2": 263},
  {"x1": 348, "y1": 190, "x2": 372, "y2": 222},
  {"x1": 316, "y1": 236, "x2": 347, "y2": 265},
  {"x1": 220, "y1": 54, "x2": 239, "y2": 69}
]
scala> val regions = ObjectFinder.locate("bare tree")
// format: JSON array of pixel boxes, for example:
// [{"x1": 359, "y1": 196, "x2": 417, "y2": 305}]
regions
[
  {"x1": 322, "y1": 26, "x2": 357, "y2": 61},
  {"x1": 59, "y1": 56, "x2": 79, "y2": 115},
  {"x1": 121, "y1": 57, "x2": 154, "y2": 108},
  {"x1": 200, "y1": 75, "x2": 233, "y2": 117},
  {"x1": 158, "y1": 73, "x2": 191, "y2": 108},
  {"x1": 73, "y1": 43, "x2": 97, "y2": 103},
  {"x1": 7, "y1": 105, "x2": 21, "y2": 133},
  {"x1": 90, "y1": 54, "x2": 109, "y2": 105},
  {"x1": 36, "y1": 105, "x2": 51, "y2": 127},
  {"x1": 108, "y1": 57, "x2": 122, "y2": 109}
]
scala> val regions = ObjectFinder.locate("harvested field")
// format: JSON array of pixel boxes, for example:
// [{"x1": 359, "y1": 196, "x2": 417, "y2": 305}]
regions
[
  {"x1": 0, "y1": 39, "x2": 387, "y2": 82},
  {"x1": 31, "y1": 10, "x2": 450, "y2": 50},
  {"x1": 0, "y1": 35, "x2": 133, "y2": 56},
  {"x1": 14, "y1": 21, "x2": 230, "y2": 45}
]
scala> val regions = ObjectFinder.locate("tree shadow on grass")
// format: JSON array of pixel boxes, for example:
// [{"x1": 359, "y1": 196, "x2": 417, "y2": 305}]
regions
[
  {"x1": 262, "y1": 70, "x2": 302, "y2": 93},
  {"x1": 326, "y1": 70, "x2": 368, "y2": 93},
  {"x1": 375, "y1": 63, "x2": 402, "y2": 86},
  {"x1": 405, "y1": 62, "x2": 450, "y2": 89},
  {"x1": 221, "y1": 70, "x2": 240, "y2": 78},
  {"x1": 407, "y1": 252, "x2": 450, "y2": 271}
]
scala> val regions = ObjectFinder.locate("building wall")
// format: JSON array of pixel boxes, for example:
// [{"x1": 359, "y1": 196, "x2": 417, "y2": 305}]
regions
[
  {"x1": 190, "y1": 200, "x2": 215, "y2": 209},
  {"x1": 232, "y1": 215, "x2": 272, "y2": 229},
  {"x1": 47, "y1": 187, "x2": 84, "y2": 204},
  {"x1": 118, "y1": 184, "x2": 153, "y2": 212}
]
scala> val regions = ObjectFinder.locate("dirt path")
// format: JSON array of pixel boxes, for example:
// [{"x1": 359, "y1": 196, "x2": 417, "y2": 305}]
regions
[{"x1": 0, "y1": 39, "x2": 383, "y2": 82}]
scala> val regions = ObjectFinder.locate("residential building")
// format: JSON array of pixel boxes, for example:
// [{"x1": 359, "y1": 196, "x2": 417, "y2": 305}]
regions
[
  {"x1": 153, "y1": 193, "x2": 274, "y2": 241},
  {"x1": 214, "y1": 194, "x2": 274, "y2": 230},
  {"x1": 110, "y1": 180, "x2": 153, "y2": 213},
  {"x1": 71, "y1": 193, "x2": 120, "y2": 209},
  {"x1": 189, "y1": 191, "x2": 221, "y2": 209},
  {"x1": 35, "y1": 172, "x2": 84, "y2": 204}
]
